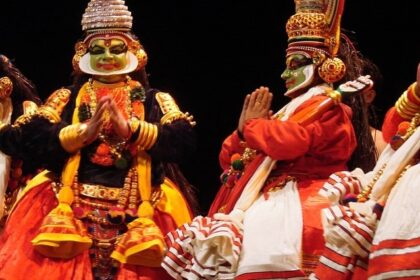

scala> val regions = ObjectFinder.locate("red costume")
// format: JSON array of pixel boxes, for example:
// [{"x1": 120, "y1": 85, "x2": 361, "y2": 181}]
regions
[
  {"x1": 161, "y1": 0, "x2": 370, "y2": 278},
  {"x1": 213, "y1": 93, "x2": 356, "y2": 278}
]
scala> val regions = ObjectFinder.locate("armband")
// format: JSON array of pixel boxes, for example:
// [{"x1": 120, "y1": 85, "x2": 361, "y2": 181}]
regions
[
  {"x1": 155, "y1": 92, "x2": 196, "y2": 126},
  {"x1": 37, "y1": 88, "x2": 71, "y2": 123}
]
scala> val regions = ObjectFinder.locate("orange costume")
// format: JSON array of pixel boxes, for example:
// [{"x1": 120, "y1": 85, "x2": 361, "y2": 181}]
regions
[
  {"x1": 0, "y1": 0, "x2": 196, "y2": 279},
  {"x1": 0, "y1": 54, "x2": 41, "y2": 228}
]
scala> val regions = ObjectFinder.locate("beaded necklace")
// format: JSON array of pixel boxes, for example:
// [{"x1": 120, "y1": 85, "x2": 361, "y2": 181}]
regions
[
  {"x1": 80, "y1": 76, "x2": 144, "y2": 169},
  {"x1": 85, "y1": 76, "x2": 133, "y2": 125}
]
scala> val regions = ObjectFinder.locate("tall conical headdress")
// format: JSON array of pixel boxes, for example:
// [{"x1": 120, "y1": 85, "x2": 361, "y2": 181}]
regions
[
  {"x1": 73, "y1": 0, "x2": 148, "y2": 74},
  {"x1": 285, "y1": 0, "x2": 346, "y2": 83},
  {"x1": 81, "y1": 0, "x2": 133, "y2": 32}
]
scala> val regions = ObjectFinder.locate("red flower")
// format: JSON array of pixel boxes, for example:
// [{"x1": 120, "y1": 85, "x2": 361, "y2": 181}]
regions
[{"x1": 96, "y1": 143, "x2": 111, "y2": 156}]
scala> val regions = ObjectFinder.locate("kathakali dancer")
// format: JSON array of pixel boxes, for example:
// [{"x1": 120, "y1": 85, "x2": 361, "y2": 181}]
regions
[
  {"x1": 312, "y1": 64, "x2": 420, "y2": 280},
  {"x1": 0, "y1": 54, "x2": 41, "y2": 228},
  {"x1": 0, "y1": 0, "x2": 196, "y2": 279},
  {"x1": 162, "y1": 0, "x2": 375, "y2": 279}
]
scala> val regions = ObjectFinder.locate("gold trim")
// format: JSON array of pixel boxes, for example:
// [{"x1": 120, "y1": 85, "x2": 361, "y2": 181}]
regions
[
  {"x1": 155, "y1": 92, "x2": 196, "y2": 126},
  {"x1": 395, "y1": 89, "x2": 420, "y2": 120},
  {"x1": 135, "y1": 121, "x2": 158, "y2": 150},
  {"x1": 408, "y1": 82, "x2": 420, "y2": 103},
  {"x1": 0, "y1": 76, "x2": 13, "y2": 98},
  {"x1": 0, "y1": 122, "x2": 8, "y2": 131},
  {"x1": 37, "y1": 88, "x2": 72, "y2": 123},
  {"x1": 80, "y1": 183, "x2": 122, "y2": 200}
]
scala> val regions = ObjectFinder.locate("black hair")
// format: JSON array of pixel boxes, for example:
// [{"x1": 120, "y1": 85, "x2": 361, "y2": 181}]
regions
[
  {"x1": 335, "y1": 34, "x2": 378, "y2": 172},
  {"x1": 0, "y1": 54, "x2": 41, "y2": 121}
]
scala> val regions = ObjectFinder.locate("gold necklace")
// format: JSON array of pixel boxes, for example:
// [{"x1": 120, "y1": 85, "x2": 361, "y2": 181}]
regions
[
  {"x1": 86, "y1": 76, "x2": 133, "y2": 118},
  {"x1": 85, "y1": 76, "x2": 134, "y2": 169}
]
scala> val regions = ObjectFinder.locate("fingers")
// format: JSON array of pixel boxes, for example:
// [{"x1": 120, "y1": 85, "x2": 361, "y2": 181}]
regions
[
  {"x1": 260, "y1": 88, "x2": 273, "y2": 110},
  {"x1": 106, "y1": 98, "x2": 130, "y2": 138},
  {"x1": 107, "y1": 99, "x2": 123, "y2": 122},
  {"x1": 97, "y1": 95, "x2": 111, "y2": 109},
  {"x1": 90, "y1": 105, "x2": 106, "y2": 125},
  {"x1": 90, "y1": 96, "x2": 109, "y2": 122},
  {"x1": 248, "y1": 87, "x2": 266, "y2": 107},
  {"x1": 238, "y1": 94, "x2": 251, "y2": 133},
  {"x1": 243, "y1": 94, "x2": 251, "y2": 111},
  {"x1": 251, "y1": 86, "x2": 271, "y2": 109},
  {"x1": 248, "y1": 89, "x2": 258, "y2": 108},
  {"x1": 244, "y1": 86, "x2": 273, "y2": 121}
]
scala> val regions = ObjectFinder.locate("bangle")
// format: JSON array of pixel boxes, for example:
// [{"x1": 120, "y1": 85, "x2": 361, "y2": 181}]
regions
[
  {"x1": 143, "y1": 123, "x2": 158, "y2": 149},
  {"x1": 135, "y1": 120, "x2": 158, "y2": 150},
  {"x1": 407, "y1": 82, "x2": 420, "y2": 105},
  {"x1": 395, "y1": 84, "x2": 420, "y2": 120},
  {"x1": 59, "y1": 123, "x2": 88, "y2": 153}
]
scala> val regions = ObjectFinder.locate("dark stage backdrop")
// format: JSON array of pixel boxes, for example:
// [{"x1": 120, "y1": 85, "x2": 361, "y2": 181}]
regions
[{"x1": 1, "y1": 1, "x2": 419, "y2": 213}]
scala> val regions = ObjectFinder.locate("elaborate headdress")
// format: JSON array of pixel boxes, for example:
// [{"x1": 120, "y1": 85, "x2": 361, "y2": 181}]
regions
[
  {"x1": 73, "y1": 0, "x2": 148, "y2": 75},
  {"x1": 286, "y1": 0, "x2": 346, "y2": 83}
]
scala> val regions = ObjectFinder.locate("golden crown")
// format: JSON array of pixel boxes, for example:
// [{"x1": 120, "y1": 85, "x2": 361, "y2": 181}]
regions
[
  {"x1": 81, "y1": 0, "x2": 133, "y2": 31},
  {"x1": 286, "y1": 0, "x2": 345, "y2": 57},
  {"x1": 286, "y1": 12, "x2": 328, "y2": 43},
  {"x1": 285, "y1": 0, "x2": 347, "y2": 83}
]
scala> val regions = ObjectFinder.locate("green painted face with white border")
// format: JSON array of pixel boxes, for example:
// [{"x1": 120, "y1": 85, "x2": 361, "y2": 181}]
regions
[
  {"x1": 89, "y1": 38, "x2": 129, "y2": 73},
  {"x1": 281, "y1": 54, "x2": 315, "y2": 97}
]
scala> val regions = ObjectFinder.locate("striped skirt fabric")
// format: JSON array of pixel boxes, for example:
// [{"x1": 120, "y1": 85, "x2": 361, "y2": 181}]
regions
[
  {"x1": 368, "y1": 164, "x2": 420, "y2": 279},
  {"x1": 311, "y1": 205, "x2": 376, "y2": 280},
  {"x1": 162, "y1": 215, "x2": 242, "y2": 279}
]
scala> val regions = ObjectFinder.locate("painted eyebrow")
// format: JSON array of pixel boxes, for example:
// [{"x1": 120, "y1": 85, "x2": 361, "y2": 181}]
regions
[
  {"x1": 288, "y1": 57, "x2": 310, "y2": 67},
  {"x1": 89, "y1": 44, "x2": 104, "y2": 48},
  {"x1": 110, "y1": 44, "x2": 126, "y2": 48}
]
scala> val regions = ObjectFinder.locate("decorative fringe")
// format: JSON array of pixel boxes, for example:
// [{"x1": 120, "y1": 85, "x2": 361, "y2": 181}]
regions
[
  {"x1": 111, "y1": 215, "x2": 165, "y2": 267},
  {"x1": 31, "y1": 187, "x2": 92, "y2": 258}
]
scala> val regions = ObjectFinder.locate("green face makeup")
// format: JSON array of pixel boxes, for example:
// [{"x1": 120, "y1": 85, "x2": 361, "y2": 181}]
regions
[
  {"x1": 281, "y1": 54, "x2": 315, "y2": 96},
  {"x1": 89, "y1": 39, "x2": 128, "y2": 73}
]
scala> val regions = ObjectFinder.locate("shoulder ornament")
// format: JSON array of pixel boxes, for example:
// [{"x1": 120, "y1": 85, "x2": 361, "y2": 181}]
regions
[
  {"x1": 12, "y1": 101, "x2": 39, "y2": 127},
  {"x1": 155, "y1": 92, "x2": 195, "y2": 126},
  {"x1": 37, "y1": 88, "x2": 71, "y2": 123}
]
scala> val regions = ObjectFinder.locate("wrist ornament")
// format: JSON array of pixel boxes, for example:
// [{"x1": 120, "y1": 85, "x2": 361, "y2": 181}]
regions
[
  {"x1": 59, "y1": 123, "x2": 88, "y2": 153},
  {"x1": 395, "y1": 82, "x2": 420, "y2": 120},
  {"x1": 133, "y1": 120, "x2": 158, "y2": 150}
]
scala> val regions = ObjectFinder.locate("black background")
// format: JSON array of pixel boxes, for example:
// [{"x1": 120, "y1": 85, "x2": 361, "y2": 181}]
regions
[{"x1": 1, "y1": 1, "x2": 419, "y2": 213}]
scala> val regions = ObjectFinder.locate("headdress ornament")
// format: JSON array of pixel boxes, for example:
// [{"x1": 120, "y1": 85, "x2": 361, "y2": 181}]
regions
[
  {"x1": 286, "y1": 0, "x2": 346, "y2": 83},
  {"x1": 81, "y1": 0, "x2": 133, "y2": 32},
  {"x1": 73, "y1": 0, "x2": 148, "y2": 74}
]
